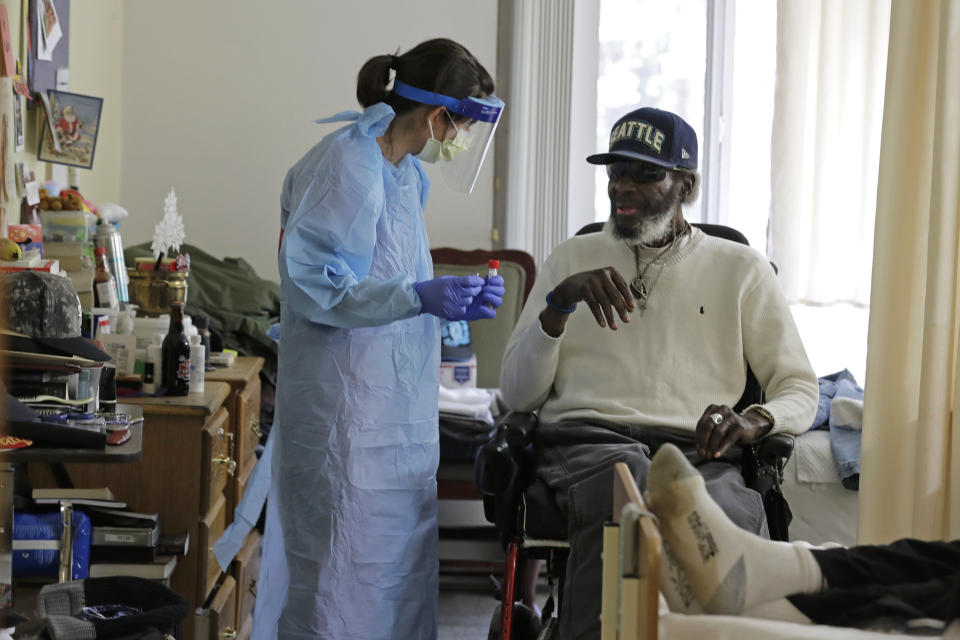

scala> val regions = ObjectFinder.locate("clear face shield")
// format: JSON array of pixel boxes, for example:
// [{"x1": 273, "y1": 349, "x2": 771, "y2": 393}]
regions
[{"x1": 393, "y1": 81, "x2": 505, "y2": 194}]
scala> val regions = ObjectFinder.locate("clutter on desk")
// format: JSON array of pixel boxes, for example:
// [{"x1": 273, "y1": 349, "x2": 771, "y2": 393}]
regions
[
  {"x1": 125, "y1": 188, "x2": 191, "y2": 316},
  {"x1": 0, "y1": 270, "x2": 138, "y2": 449},
  {"x1": 161, "y1": 302, "x2": 191, "y2": 396}
]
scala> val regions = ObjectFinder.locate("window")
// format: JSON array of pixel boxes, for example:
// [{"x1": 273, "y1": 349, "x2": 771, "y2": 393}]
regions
[
  {"x1": 595, "y1": 0, "x2": 775, "y2": 250},
  {"x1": 596, "y1": 0, "x2": 706, "y2": 223},
  {"x1": 595, "y1": 0, "x2": 869, "y2": 383}
]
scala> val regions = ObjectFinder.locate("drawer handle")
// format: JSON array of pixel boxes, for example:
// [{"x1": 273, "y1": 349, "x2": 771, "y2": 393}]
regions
[
  {"x1": 212, "y1": 455, "x2": 237, "y2": 476},
  {"x1": 221, "y1": 628, "x2": 237, "y2": 639},
  {"x1": 249, "y1": 418, "x2": 263, "y2": 439},
  {"x1": 217, "y1": 427, "x2": 235, "y2": 442}
]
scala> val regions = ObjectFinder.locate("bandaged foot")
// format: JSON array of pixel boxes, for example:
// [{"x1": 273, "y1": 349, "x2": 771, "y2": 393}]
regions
[{"x1": 644, "y1": 444, "x2": 823, "y2": 615}]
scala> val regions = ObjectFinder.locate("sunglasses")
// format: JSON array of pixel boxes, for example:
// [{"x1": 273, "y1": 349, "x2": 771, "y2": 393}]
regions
[{"x1": 606, "y1": 161, "x2": 669, "y2": 183}]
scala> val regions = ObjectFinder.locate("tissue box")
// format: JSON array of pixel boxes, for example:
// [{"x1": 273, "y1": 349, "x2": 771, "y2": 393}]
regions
[{"x1": 13, "y1": 509, "x2": 92, "y2": 579}]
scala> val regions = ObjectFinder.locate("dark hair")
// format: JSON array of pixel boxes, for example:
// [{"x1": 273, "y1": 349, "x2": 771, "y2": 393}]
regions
[{"x1": 356, "y1": 38, "x2": 495, "y2": 122}]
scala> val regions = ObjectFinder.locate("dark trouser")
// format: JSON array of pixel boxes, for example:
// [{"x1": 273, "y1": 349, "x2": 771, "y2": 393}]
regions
[
  {"x1": 788, "y1": 538, "x2": 960, "y2": 628},
  {"x1": 533, "y1": 420, "x2": 768, "y2": 640}
]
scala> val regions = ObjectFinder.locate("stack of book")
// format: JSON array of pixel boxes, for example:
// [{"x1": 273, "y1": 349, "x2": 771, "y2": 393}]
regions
[
  {"x1": 86, "y1": 507, "x2": 188, "y2": 585},
  {"x1": 31, "y1": 488, "x2": 188, "y2": 585}
]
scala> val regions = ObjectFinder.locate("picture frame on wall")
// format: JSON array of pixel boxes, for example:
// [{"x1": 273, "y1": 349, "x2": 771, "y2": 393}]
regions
[{"x1": 37, "y1": 89, "x2": 102, "y2": 169}]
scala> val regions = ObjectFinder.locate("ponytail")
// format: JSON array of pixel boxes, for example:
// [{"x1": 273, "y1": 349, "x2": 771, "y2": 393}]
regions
[{"x1": 356, "y1": 54, "x2": 394, "y2": 108}]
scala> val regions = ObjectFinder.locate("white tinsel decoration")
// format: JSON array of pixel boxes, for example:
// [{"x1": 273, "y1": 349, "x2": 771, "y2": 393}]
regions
[{"x1": 151, "y1": 188, "x2": 186, "y2": 260}]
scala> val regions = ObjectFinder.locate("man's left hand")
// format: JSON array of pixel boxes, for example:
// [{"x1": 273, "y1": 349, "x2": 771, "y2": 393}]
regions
[{"x1": 695, "y1": 404, "x2": 773, "y2": 459}]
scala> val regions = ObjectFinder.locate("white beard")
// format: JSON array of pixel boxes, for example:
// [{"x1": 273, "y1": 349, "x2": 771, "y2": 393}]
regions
[
  {"x1": 609, "y1": 208, "x2": 675, "y2": 247},
  {"x1": 634, "y1": 209, "x2": 675, "y2": 246}
]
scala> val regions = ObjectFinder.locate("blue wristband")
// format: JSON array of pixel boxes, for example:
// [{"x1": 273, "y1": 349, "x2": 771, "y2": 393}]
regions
[{"x1": 546, "y1": 290, "x2": 577, "y2": 314}]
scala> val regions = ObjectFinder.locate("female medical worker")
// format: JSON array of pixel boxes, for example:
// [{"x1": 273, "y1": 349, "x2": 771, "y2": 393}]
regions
[{"x1": 254, "y1": 38, "x2": 505, "y2": 639}]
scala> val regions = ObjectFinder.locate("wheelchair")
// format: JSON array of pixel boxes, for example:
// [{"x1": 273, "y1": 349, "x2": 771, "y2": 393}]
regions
[{"x1": 474, "y1": 222, "x2": 796, "y2": 640}]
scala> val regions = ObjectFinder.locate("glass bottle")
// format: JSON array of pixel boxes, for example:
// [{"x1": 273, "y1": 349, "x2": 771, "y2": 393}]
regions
[
  {"x1": 161, "y1": 302, "x2": 191, "y2": 395},
  {"x1": 93, "y1": 246, "x2": 120, "y2": 310}
]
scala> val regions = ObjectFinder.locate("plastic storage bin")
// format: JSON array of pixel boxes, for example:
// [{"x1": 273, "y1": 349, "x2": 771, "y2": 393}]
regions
[{"x1": 40, "y1": 211, "x2": 98, "y2": 243}]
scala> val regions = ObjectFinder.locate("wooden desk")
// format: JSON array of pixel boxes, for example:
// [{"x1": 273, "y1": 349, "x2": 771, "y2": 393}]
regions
[{"x1": 27, "y1": 383, "x2": 232, "y2": 640}]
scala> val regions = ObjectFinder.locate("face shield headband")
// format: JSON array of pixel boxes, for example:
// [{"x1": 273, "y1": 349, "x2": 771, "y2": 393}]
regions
[{"x1": 392, "y1": 81, "x2": 505, "y2": 194}]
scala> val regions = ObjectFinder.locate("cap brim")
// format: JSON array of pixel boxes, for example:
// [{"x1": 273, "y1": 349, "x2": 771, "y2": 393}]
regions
[
  {"x1": 4, "y1": 332, "x2": 111, "y2": 362},
  {"x1": 585, "y1": 150, "x2": 678, "y2": 168}
]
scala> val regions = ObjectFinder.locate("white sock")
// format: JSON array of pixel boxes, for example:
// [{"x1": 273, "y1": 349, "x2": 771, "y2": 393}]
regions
[
  {"x1": 659, "y1": 540, "x2": 704, "y2": 614},
  {"x1": 742, "y1": 598, "x2": 812, "y2": 624},
  {"x1": 644, "y1": 443, "x2": 824, "y2": 615}
]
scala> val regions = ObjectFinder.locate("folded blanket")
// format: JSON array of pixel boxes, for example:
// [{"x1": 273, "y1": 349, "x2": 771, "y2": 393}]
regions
[{"x1": 438, "y1": 385, "x2": 499, "y2": 426}]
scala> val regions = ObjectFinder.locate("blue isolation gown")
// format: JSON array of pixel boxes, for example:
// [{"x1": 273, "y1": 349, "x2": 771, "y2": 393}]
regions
[{"x1": 252, "y1": 103, "x2": 440, "y2": 639}]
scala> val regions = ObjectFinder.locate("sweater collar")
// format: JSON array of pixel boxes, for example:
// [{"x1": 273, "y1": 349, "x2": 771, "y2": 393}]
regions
[{"x1": 602, "y1": 220, "x2": 704, "y2": 266}]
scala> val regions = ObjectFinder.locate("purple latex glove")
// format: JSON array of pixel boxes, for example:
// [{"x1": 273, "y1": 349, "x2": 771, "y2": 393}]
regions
[
  {"x1": 414, "y1": 275, "x2": 484, "y2": 320},
  {"x1": 459, "y1": 275, "x2": 505, "y2": 320}
]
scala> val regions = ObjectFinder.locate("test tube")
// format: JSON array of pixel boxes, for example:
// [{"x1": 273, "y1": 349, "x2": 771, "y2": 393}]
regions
[{"x1": 486, "y1": 260, "x2": 499, "y2": 308}]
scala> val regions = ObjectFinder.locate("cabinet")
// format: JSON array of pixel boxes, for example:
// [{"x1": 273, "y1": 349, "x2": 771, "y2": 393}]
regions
[
  {"x1": 205, "y1": 357, "x2": 265, "y2": 639},
  {"x1": 205, "y1": 357, "x2": 264, "y2": 523}
]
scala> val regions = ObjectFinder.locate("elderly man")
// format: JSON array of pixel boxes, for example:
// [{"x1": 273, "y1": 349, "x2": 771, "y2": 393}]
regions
[{"x1": 499, "y1": 107, "x2": 818, "y2": 639}]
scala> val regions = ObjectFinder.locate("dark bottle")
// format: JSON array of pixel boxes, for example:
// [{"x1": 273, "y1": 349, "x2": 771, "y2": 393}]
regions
[
  {"x1": 93, "y1": 246, "x2": 119, "y2": 310},
  {"x1": 161, "y1": 302, "x2": 191, "y2": 395}
]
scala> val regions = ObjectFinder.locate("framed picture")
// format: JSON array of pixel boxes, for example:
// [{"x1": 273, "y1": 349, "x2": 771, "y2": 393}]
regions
[{"x1": 37, "y1": 89, "x2": 102, "y2": 169}]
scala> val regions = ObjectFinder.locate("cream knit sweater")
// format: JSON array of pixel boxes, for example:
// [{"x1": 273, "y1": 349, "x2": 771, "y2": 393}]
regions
[{"x1": 500, "y1": 226, "x2": 818, "y2": 436}]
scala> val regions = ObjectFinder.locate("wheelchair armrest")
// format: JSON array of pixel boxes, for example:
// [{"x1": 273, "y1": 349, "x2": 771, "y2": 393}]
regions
[
  {"x1": 746, "y1": 432, "x2": 794, "y2": 496},
  {"x1": 755, "y1": 432, "x2": 794, "y2": 467},
  {"x1": 474, "y1": 412, "x2": 539, "y2": 496}
]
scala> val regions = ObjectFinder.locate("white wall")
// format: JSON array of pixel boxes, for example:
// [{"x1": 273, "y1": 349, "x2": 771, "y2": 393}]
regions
[
  {"x1": 68, "y1": 2, "x2": 124, "y2": 207},
  {"x1": 118, "y1": 0, "x2": 498, "y2": 281}
]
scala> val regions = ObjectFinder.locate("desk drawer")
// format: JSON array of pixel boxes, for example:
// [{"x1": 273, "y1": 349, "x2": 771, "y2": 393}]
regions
[
  {"x1": 227, "y1": 453, "x2": 257, "y2": 526},
  {"x1": 235, "y1": 378, "x2": 261, "y2": 472},
  {"x1": 201, "y1": 408, "x2": 232, "y2": 516},
  {"x1": 199, "y1": 493, "x2": 227, "y2": 601},
  {"x1": 231, "y1": 530, "x2": 260, "y2": 631},
  {"x1": 195, "y1": 573, "x2": 237, "y2": 640}
]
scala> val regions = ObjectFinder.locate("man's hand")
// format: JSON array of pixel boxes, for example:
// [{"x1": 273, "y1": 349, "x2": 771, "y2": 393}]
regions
[
  {"x1": 540, "y1": 267, "x2": 635, "y2": 337},
  {"x1": 695, "y1": 404, "x2": 773, "y2": 459}
]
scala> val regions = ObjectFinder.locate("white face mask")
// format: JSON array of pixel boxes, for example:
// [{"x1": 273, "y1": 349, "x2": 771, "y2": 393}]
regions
[{"x1": 415, "y1": 112, "x2": 471, "y2": 163}]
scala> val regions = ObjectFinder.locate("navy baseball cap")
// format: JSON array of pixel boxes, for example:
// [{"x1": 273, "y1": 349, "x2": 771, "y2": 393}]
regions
[{"x1": 587, "y1": 107, "x2": 698, "y2": 171}]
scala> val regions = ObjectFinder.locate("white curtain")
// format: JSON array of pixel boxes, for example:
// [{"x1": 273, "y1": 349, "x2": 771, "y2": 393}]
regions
[
  {"x1": 769, "y1": 0, "x2": 890, "y2": 305},
  {"x1": 858, "y1": 0, "x2": 960, "y2": 544}
]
